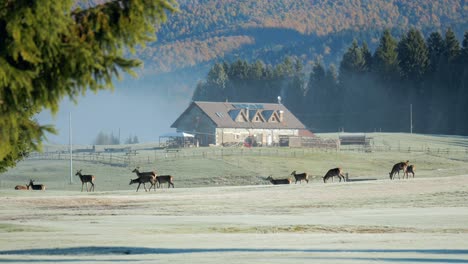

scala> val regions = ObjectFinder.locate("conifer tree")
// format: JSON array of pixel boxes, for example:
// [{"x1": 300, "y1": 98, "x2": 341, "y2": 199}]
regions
[{"x1": 0, "y1": 0, "x2": 177, "y2": 171}]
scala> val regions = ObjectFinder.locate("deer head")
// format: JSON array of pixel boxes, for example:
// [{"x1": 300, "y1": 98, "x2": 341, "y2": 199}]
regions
[{"x1": 75, "y1": 169, "x2": 82, "y2": 176}]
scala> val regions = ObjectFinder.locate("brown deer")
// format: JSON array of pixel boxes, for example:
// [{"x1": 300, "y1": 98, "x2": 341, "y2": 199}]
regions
[
  {"x1": 155, "y1": 175, "x2": 175, "y2": 188},
  {"x1": 266, "y1": 176, "x2": 292, "y2": 185},
  {"x1": 389, "y1": 160, "x2": 409, "y2": 180},
  {"x1": 405, "y1": 165, "x2": 415, "y2": 178},
  {"x1": 14, "y1": 185, "x2": 29, "y2": 190},
  {"x1": 291, "y1": 171, "x2": 309, "y2": 184},
  {"x1": 129, "y1": 175, "x2": 156, "y2": 192},
  {"x1": 75, "y1": 169, "x2": 96, "y2": 192},
  {"x1": 28, "y1": 179, "x2": 46, "y2": 191},
  {"x1": 132, "y1": 167, "x2": 157, "y2": 178},
  {"x1": 323, "y1": 168, "x2": 347, "y2": 183}
]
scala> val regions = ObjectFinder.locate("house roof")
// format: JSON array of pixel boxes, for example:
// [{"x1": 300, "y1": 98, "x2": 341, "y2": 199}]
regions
[{"x1": 171, "y1": 101, "x2": 307, "y2": 130}]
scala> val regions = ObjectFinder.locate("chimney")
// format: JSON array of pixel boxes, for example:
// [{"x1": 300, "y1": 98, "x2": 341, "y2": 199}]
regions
[{"x1": 279, "y1": 110, "x2": 284, "y2": 122}]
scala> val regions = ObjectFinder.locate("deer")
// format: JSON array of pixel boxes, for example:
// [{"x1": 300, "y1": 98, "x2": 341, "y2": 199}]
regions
[
  {"x1": 266, "y1": 176, "x2": 292, "y2": 185},
  {"x1": 14, "y1": 184, "x2": 29, "y2": 190},
  {"x1": 129, "y1": 175, "x2": 156, "y2": 192},
  {"x1": 323, "y1": 168, "x2": 347, "y2": 183},
  {"x1": 28, "y1": 179, "x2": 46, "y2": 191},
  {"x1": 155, "y1": 175, "x2": 175, "y2": 189},
  {"x1": 291, "y1": 170, "x2": 309, "y2": 184},
  {"x1": 132, "y1": 167, "x2": 157, "y2": 178},
  {"x1": 389, "y1": 160, "x2": 409, "y2": 180},
  {"x1": 405, "y1": 165, "x2": 416, "y2": 179},
  {"x1": 75, "y1": 169, "x2": 96, "y2": 192}
]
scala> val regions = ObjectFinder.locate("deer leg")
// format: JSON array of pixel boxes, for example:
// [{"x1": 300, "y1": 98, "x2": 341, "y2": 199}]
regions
[
  {"x1": 81, "y1": 182, "x2": 84, "y2": 192},
  {"x1": 85, "y1": 182, "x2": 89, "y2": 192},
  {"x1": 143, "y1": 182, "x2": 147, "y2": 192},
  {"x1": 136, "y1": 183, "x2": 141, "y2": 192},
  {"x1": 91, "y1": 182, "x2": 95, "y2": 192}
]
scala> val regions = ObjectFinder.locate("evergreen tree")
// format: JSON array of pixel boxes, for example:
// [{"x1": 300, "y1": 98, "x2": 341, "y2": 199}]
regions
[
  {"x1": 361, "y1": 42, "x2": 372, "y2": 72},
  {"x1": 426, "y1": 32, "x2": 445, "y2": 74},
  {"x1": 373, "y1": 29, "x2": 399, "y2": 82},
  {"x1": 339, "y1": 40, "x2": 366, "y2": 81},
  {"x1": 397, "y1": 28, "x2": 429, "y2": 82},
  {"x1": 0, "y1": 0, "x2": 177, "y2": 171}
]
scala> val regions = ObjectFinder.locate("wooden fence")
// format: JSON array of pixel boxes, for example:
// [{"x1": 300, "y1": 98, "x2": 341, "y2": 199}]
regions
[{"x1": 26, "y1": 145, "x2": 468, "y2": 167}]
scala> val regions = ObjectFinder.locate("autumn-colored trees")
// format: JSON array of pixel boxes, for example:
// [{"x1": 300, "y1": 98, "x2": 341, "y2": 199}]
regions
[{"x1": 194, "y1": 28, "x2": 468, "y2": 135}]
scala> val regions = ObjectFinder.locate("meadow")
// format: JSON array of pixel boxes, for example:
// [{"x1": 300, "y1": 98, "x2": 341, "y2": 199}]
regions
[{"x1": 0, "y1": 133, "x2": 467, "y2": 263}]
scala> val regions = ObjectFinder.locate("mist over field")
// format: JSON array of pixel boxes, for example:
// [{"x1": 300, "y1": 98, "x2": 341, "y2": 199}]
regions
[{"x1": 35, "y1": 76, "x2": 193, "y2": 145}]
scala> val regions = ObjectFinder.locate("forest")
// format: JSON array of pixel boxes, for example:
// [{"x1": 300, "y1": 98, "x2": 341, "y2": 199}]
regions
[
  {"x1": 138, "y1": 0, "x2": 466, "y2": 74},
  {"x1": 192, "y1": 28, "x2": 468, "y2": 135}
]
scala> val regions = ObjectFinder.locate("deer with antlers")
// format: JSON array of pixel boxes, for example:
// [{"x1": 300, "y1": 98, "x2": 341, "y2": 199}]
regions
[{"x1": 28, "y1": 179, "x2": 46, "y2": 191}]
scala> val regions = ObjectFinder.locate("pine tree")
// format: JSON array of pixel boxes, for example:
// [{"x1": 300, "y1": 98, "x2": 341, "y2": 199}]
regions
[
  {"x1": 373, "y1": 29, "x2": 399, "y2": 82},
  {"x1": 397, "y1": 28, "x2": 429, "y2": 82},
  {"x1": 427, "y1": 32, "x2": 445, "y2": 74},
  {"x1": 0, "y1": 0, "x2": 177, "y2": 171}
]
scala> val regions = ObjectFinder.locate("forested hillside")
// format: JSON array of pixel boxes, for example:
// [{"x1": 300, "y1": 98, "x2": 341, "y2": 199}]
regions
[
  {"x1": 193, "y1": 28, "x2": 468, "y2": 135},
  {"x1": 139, "y1": 0, "x2": 466, "y2": 74}
]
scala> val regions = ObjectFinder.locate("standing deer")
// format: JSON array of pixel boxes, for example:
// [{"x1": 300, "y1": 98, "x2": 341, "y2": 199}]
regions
[
  {"x1": 129, "y1": 175, "x2": 156, "y2": 192},
  {"x1": 132, "y1": 167, "x2": 157, "y2": 178},
  {"x1": 28, "y1": 179, "x2": 46, "y2": 191},
  {"x1": 266, "y1": 176, "x2": 291, "y2": 185},
  {"x1": 156, "y1": 175, "x2": 175, "y2": 188},
  {"x1": 291, "y1": 171, "x2": 309, "y2": 184},
  {"x1": 75, "y1": 169, "x2": 96, "y2": 192},
  {"x1": 389, "y1": 160, "x2": 409, "y2": 180},
  {"x1": 323, "y1": 168, "x2": 347, "y2": 183},
  {"x1": 405, "y1": 165, "x2": 415, "y2": 178},
  {"x1": 14, "y1": 184, "x2": 29, "y2": 190}
]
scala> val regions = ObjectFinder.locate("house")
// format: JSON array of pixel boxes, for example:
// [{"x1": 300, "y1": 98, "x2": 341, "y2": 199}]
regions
[{"x1": 170, "y1": 101, "x2": 312, "y2": 146}]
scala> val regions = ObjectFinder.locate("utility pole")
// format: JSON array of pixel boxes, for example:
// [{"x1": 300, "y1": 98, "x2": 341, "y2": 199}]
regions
[
  {"x1": 69, "y1": 112, "x2": 73, "y2": 184},
  {"x1": 410, "y1": 104, "x2": 413, "y2": 134}
]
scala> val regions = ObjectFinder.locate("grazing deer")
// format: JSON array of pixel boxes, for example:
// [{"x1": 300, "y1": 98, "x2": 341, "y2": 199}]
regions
[
  {"x1": 389, "y1": 160, "x2": 409, "y2": 180},
  {"x1": 156, "y1": 175, "x2": 175, "y2": 188},
  {"x1": 28, "y1": 179, "x2": 46, "y2": 191},
  {"x1": 14, "y1": 185, "x2": 29, "y2": 190},
  {"x1": 75, "y1": 169, "x2": 96, "y2": 192},
  {"x1": 129, "y1": 175, "x2": 156, "y2": 192},
  {"x1": 266, "y1": 176, "x2": 292, "y2": 185},
  {"x1": 405, "y1": 165, "x2": 415, "y2": 179},
  {"x1": 291, "y1": 171, "x2": 309, "y2": 184},
  {"x1": 323, "y1": 168, "x2": 347, "y2": 183}
]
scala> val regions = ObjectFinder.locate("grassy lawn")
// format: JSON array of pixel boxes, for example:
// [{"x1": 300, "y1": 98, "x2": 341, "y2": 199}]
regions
[{"x1": 1, "y1": 133, "x2": 468, "y2": 191}]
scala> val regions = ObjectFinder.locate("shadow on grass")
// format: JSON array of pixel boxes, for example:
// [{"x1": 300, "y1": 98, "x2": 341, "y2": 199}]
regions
[
  {"x1": 1, "y1": 247, "x2": 468, "y2": 256},
  {"x1": 0, "y1": 248, "x2": 467, "y2": 263},
  {"x1": 346, "y1": 178, "x2": 378, "y2": 182}
]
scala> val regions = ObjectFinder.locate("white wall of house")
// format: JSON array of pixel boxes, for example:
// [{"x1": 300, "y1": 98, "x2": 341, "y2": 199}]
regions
[{"x1": 215, "y1": 128, "x2": 299, "y2": 146}]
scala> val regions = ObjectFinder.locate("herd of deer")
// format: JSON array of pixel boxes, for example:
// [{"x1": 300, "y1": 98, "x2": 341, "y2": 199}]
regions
[
  {"x1": 266, "y1": 161, "x2": 416, "y2": 185},
  {"x1": 14, "y1": 167, "x2": 175, "y2": 192},
  {"x1": 14, "y1": 161, "x2": 416, "y2": 191}
]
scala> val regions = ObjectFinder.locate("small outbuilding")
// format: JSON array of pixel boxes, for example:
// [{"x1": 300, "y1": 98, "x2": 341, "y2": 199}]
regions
[{"x1": 159, "y1": 132, "x2": 196, "y2": 148}]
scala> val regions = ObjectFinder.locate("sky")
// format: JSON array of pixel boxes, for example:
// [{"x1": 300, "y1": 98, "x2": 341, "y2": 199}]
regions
[{"x1": 35, "y1": 81, "x2": 191, "y2": 145}]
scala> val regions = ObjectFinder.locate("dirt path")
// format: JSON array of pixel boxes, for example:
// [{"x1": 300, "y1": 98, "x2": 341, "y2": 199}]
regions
[{"x1": 1, "y1": 175, "x2": 468, "y2": 263}]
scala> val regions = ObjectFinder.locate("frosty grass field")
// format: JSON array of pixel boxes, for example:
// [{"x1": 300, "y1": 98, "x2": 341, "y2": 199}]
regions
[{"x1": 1, "y1": 133, "x2": 468, "y2": 263}]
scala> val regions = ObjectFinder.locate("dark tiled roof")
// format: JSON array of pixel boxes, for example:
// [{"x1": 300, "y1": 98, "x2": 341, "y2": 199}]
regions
[{"x1": 172, "y1": 101, "x2": 306, "y2": 129}]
